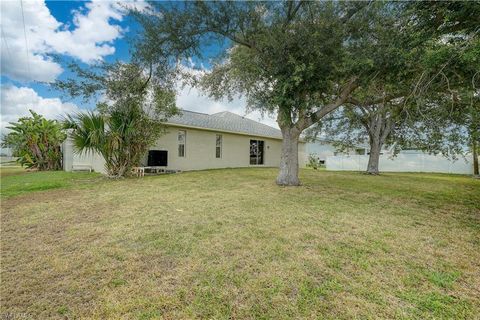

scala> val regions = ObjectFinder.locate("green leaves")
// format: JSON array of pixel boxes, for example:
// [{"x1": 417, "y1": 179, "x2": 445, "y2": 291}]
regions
[
  {"x1": 58, "y1": 62, "x2": 179, "y2": 178},
  {"x1": 133, "y1": 1, "x2": 359, "y2": 128},
  {"x1": 1, "y1": 110, "x2": 66, "y2": 170}
]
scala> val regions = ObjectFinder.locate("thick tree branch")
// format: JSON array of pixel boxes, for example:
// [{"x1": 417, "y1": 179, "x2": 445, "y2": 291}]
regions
[
  {"x1": 298, "y1": 77, "x2": 358, "y2": 130},
  {"x1": 139, "y1": 62, "x2": 153, "y2": 91},
  {"x1": 357, "y1": 105, "x2": 372, "y2": 130},
  {"x1": 285, "y1": 1, "x2": 304, "y2": 26},
  {"x1": 381, "y1": 116, "x2": 393, "y2": 143}
]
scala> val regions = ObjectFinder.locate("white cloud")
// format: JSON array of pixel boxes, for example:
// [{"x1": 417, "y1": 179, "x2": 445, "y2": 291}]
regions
[
  {"x1": 0, "y1": 85, "x2": 80, "y2": 136},
  {"x1": 0, "y1": 0, "x2": 147, "y2": 82},
  {"x1": 176, "y1": 65, "x2": 279, "y2": 129}
]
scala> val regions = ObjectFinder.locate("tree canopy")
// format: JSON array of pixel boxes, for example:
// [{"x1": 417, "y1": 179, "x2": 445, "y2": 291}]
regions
[
  {"x1": 406, "y1": 1, "x2": 480, "y2": 174},
  {"x1": 50, "y1": 1, "x2": 479, "y2": 179},
  {"x1": 305, "y1": 2, "x2": 480, "y2": 174},
  {"x1": 131, "y1": 1, "x2": 421, "y2": 184}
]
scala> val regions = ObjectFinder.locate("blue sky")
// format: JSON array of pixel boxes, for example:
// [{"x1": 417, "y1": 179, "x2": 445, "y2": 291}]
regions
[
  {"x1": 40, "y1": 1, "x2": 132, "y2": 95},
  {"x1": 0, "y1": 0, "x2": 277, "y2": 137},
  {"x1": 1, "y1": 1, "x2": 136, "y2": 109}
]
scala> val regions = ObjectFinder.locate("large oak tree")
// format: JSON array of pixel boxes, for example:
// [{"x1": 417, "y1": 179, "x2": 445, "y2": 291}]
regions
[
  {"x1": 306, "y1": 3, "x2": 426, "y2": 174},
  {"x1": 131, "y1": 1, "x2": 398, "y2": 185},
  {"x1": 308, "y1": 2, "x2": 480, "y2": 175}
]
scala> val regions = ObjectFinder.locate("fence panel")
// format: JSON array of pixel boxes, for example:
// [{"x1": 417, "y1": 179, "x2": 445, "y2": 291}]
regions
[{"x1": 326, "y1": 153, "x2": 474, "y2": 174}]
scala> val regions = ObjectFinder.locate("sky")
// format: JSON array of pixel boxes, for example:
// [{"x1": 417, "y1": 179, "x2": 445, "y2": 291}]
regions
[{"x1": 0, "y1": 0, "x2": 278, "y2": 139}]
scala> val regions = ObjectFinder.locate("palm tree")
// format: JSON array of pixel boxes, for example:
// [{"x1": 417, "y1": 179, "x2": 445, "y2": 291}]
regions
[{"x1": 65, "y1": 106, "x2": 152, "y2": 178}]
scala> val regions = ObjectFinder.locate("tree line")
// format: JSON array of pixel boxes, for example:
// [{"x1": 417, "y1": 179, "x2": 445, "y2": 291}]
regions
[{"x1": 3, "y1": 1, "x2": 479, "y2": 182}]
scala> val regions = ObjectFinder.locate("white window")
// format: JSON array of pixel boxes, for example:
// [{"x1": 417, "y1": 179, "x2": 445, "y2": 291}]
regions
[
  {"x1": 216, "y1": 134, "x2": 222, "y2": 158},
  {"x1": 178, "y1": 130, "x2": 186, "y2": 157}
]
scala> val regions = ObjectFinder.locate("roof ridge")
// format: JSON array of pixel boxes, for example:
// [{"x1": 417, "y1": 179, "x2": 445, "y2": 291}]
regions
[
  {"x1": 210, "y1": 110, "x2": 281, "y2": 131},
  {"x1": 210, "y1": 110, "x2": 244, "y2": 117},
  {"x1": 180, "y1": 109, "x2": 209, "y2": 115}
]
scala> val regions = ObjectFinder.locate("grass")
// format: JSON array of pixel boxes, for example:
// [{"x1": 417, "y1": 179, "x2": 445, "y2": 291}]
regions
[
  {"x1": 0, "y1": 166, "x2": 27, "y2": 177},
  {"x1": 1, "y1": 168, "x2": 479, "y2": 319},
  {"x1": 1, "y1": 166, "x2": 101, "y2": 198}
]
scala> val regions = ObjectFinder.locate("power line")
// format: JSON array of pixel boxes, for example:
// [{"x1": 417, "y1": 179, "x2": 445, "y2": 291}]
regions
[
  {"x1": 19, "y1": 0, "x2": 32, "y2": 82},
  {"x1": 1, "y1": 27, "x2": 13, "y2": 60}
]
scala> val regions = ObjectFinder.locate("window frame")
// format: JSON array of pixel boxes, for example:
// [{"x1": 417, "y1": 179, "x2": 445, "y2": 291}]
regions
[
  {"x1": 215, "y1": 134, "x2": 222, "y2": 159},
  {"x1": 249, "y1": 139, "x2": 265, "y2": 165},
  {"x1": 178, "y1": 130, "x2": 186, "y2": 157}
]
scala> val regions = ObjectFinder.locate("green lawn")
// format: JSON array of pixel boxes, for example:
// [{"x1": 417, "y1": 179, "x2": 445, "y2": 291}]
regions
[
  {"x1": 1, "y1": 167, "x2": 101, "y2": 198},
  {"x1": 1, "y1": 168, "x2": 479, "y2": 319}
]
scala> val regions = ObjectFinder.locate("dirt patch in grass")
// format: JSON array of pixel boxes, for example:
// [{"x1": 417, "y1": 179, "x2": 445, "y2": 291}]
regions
[
  {"x1": 1, "y1": 188, "x2": 76, "y2": 211},
  {"x1": 1, "y1": 169, "x2": 479, "y2": 319},
  {"x1": 0, "y1": 166, "x2": 28, "y2": 177}
]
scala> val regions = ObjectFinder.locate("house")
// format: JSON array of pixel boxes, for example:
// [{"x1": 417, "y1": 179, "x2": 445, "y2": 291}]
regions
[{"x1": 63, "y1": 110, "x2": 307, "y2": 174}]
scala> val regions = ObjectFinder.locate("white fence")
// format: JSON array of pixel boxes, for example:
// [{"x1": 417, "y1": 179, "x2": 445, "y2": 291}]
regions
[{"x1": 326, "y1": 153, "x2": 475, "y2": 174}]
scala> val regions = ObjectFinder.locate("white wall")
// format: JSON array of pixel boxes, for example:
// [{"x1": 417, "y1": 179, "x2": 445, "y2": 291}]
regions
[
  {"x1": 62, "y1": 137, "x2": 106, "y2": 174},
  {"x1": 326, "y1": 153, "x2": 475, "y2": 174},
  {"x1": 306, "y1": 140, "x2": 376, "y2": 161},
  {"x1": 146, "y1": 127, "x2": 284, "y2": 170},
  {"x1": 63, "y1": 125, "x2": 307, "y2": 174},
  {"x1": 306, "y1": 141, "x2": 337, "y2": 161},
  {"x1": 146, "y1": 126, "x2": 307, "y2": 170}
]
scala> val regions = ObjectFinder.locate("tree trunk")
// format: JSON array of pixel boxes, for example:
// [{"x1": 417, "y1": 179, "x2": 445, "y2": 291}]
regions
[
  {"x1": 364, "y1": 109, "x2": 392, "y2": 175},
  {"x1": 276, "y1": 127, "x2": 300, "y2": 186},
  {"x1": 473, "y1": 138, "x2": 479, "y2": 176},
  {"x1": 366, "y1": 138, "x2": 382, "y2": 175}
]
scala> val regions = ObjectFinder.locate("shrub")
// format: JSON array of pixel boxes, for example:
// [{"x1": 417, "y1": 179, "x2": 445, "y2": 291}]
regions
[
  {"x1": 2, "y1": 110, "x2": 66, "y2": 170},
  {"x1": 308, "y1": 153, "x2": 322, "y2": 170}
]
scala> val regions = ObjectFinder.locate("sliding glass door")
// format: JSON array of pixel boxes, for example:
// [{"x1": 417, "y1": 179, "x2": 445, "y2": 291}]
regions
[{"x1": 250, "y1": 140, "x2": 264, "y2": 165}]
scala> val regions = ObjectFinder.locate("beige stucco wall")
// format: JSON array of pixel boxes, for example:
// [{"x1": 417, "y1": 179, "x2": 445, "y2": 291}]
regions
[
  {"x1": 144, "y1": 125, "x2": 306, "y2": 171},
  {"x1": 64, "y1": 125, "x2": 306, "y2": 174}
]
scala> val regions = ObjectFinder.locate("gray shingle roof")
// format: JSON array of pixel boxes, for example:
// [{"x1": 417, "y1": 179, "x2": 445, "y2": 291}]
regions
[{"x1": 166, "y1": 110, "x2": 282, "y2": 139}]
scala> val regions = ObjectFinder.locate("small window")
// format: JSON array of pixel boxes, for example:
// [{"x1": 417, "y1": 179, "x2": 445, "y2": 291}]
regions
[
  {"x1": 178, "y1": 130, "x2": 186, "y2": 157},
  {"x1": 216, "y1": 134, "x2": 222, "y2": 158}
]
